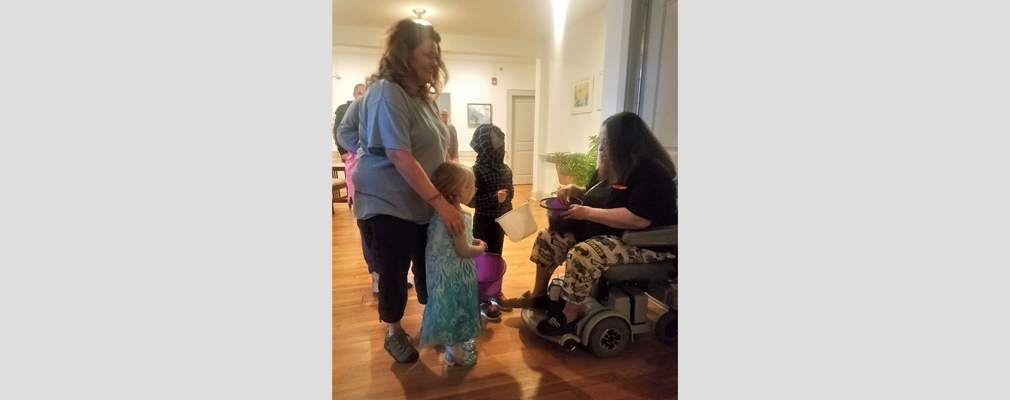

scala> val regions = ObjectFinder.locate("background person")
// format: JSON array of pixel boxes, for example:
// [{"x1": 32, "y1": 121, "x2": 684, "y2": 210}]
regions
[
  {"x1": 333, "y1": 84, "x2": 366, "y2": 163},
  {"x1": 440, "y1": 109, "x2": 459, "y2": 162},
  {"x1": 334, "y1": 83, "x2": 366, "y2": 207},
  {"x1": 336, "y1": 94, "x2": 414, "y2": 294}
]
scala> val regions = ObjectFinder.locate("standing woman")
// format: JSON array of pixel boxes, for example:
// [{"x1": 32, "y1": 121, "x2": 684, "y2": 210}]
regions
[{"x1": 340, "y1": 18, "x2": 464, "y2": 364}]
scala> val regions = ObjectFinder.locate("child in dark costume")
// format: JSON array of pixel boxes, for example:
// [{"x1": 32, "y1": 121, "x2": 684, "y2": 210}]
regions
[{"x1": 466, "y1": 124, "x2": 515, "y2": 320}]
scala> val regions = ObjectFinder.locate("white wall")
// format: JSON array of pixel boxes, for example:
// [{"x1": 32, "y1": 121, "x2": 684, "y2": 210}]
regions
[
  {"x1": 330, "y1": 2, "x2": 668, "y2": 197},
  {"x1": 332, "y1": 50, "x2": 379, "y2": 112},
  {"x1": 442, "y1": 59, "x2": 536, "y2": 162},
  {"x1": 601, "y1": 0, "x2": 634, "y2": 120},
  {"x1": 530, "y1": 0, "x2": 679, "y2": 197},
  {"x1": 532, "y1": 7, "x2": 609, "y2": 199},
  {"x1": 333, "y1": 25, "x2": 542, "y2": 60},
  {"x1": 330, "y1": 50, "x2": 379, "y2": 151},
  {"x1": 331, "y1": 27, "x2": 538, "y2": 157}
]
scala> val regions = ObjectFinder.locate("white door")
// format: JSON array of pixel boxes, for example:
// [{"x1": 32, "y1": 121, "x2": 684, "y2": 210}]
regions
[{"x1": 510, "y1": 95, "x2": 535, "y2": 185}]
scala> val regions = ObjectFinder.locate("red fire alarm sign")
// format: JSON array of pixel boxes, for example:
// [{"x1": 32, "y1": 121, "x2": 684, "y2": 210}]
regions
[{"x1": 492, "y1": 77, "x2": 498, "y2": 85}]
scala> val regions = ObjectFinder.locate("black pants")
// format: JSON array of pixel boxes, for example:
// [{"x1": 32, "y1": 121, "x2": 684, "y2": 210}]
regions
[
  {"x1": 360, "y1": 235, "x2": 373, "y2": 274},
  {"x1": 472, "y1": 214, "x2": 505, "y2": 255},
  {"x1": 357, "y1": 214, "x2": 428, "y2": 323}
]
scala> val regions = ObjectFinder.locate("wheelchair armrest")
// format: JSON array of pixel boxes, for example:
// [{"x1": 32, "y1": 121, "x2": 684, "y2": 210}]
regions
[{"x1": 621, "y1": 225, "x2": 677, "y2": 247}]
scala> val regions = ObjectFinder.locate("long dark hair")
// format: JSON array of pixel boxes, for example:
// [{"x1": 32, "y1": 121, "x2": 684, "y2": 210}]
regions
[
  {"x1": 601, "y1": 112, "x2": 677, "y2": 185},
  {"x1": 367, "y1": 19, "x2": 448, "y2": 102}
]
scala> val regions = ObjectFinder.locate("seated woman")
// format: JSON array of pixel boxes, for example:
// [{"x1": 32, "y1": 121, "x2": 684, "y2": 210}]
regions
[{"x1": 502, "y1": 112, "x2": 678, "y2": 336}]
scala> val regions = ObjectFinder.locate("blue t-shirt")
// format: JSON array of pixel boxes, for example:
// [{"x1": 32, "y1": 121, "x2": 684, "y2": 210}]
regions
[{"x1": 349, "y1": 79, "x2": 450, "y2": 223}]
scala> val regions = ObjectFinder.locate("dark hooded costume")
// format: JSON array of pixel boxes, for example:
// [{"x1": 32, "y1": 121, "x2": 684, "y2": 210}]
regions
[{"x1": 466, "y1": 124, "x2": 514, "y2": 254}]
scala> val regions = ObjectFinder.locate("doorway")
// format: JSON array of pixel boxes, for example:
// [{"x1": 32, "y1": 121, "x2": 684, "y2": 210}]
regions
[{"x1": 507, "y1": 90, "x2": 535, "y2": 185}]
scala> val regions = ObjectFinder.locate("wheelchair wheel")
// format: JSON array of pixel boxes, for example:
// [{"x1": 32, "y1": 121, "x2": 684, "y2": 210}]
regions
[
  {"x1": 587, "y1": 316, "x2": 631, "y2": 358},
  {"x1": 655, "y1": 310, "x2": 677, "y2": 344}
]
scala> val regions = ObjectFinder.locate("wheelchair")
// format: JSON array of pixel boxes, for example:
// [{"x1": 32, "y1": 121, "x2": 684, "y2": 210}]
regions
[{"x1": 520, "y1": 225, "x2": 678, "y2": 358}]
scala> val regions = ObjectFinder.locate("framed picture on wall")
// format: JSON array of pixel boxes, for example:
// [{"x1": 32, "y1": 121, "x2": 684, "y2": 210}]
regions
[
  {"x1": 467, "y1": 103, "x2": 492, "y2": 126},
  {"x1": 595, "y1": 72, "x2": 603, "y2": 111},
  {"x1": 572, "y1": 76, "x2": 592, "y2": 114}
]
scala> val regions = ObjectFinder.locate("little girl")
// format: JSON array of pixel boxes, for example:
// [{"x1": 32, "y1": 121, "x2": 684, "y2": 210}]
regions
[{"x1": 419, "y1": 162, "x2": 487, "y2": 366}]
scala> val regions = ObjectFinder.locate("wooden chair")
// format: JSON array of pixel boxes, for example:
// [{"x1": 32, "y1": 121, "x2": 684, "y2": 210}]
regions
[{"x1": 332, "y1": 166, "x2": 347, "y2": 215}]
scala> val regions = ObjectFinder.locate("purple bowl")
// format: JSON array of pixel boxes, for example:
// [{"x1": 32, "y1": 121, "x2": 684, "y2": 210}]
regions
[{"x1": 539, "y1": 197, "x2": 584, "y2": 234}]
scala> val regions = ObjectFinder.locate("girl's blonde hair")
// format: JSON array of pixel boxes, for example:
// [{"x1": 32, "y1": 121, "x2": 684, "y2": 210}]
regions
[{"x1": 430, "y1": 162, "x2": 474, "y2": 207}]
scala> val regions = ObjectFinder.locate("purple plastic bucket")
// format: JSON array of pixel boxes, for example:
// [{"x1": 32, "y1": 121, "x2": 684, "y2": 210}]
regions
[
  {"x1": 539, "y1": 197, "x2": 583, "y2": 234},
  {"x1": 475, "y1": 253, "x2": 507, "y2": 301}
]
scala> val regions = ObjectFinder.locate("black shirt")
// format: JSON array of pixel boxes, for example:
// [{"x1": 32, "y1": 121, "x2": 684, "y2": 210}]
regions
[
  {"x1": 333, "y1": 101, "x2": 352, "y2": 155},
  {"x1": 466, "y1": 124, "x2": 514, "y2": 217},
  {"x1": 574, "y1": 160, "x2": 678, "y2": 251}
]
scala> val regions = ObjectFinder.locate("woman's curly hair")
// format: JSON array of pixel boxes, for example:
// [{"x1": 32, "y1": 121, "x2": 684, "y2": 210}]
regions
[{"x1": 367, "y1": 18, "x2": 448, "y2": 102}]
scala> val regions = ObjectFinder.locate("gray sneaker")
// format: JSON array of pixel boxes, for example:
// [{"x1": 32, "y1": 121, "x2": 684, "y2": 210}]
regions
[{"x1": 384, "y1": 330, "x2": 419, "y2": 363}]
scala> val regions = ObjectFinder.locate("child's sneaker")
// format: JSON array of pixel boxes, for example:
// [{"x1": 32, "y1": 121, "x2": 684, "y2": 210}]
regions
[
  {"x1": 462, "y1": 340, "x2": 476, "y2": 353},
  {"x1": 490, "y1": 292, "x2": 512, "y2": 311},
  {"x1": 480, "y1": 300, "x2": 501, "y2": 321}
]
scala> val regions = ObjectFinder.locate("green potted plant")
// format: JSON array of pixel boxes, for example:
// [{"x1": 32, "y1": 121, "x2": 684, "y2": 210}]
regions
[{"x1": 546, "y1": 135, "x2": 598, "y2": 187}]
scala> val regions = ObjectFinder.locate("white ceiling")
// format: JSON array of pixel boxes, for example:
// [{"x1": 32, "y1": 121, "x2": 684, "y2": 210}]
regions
[{"x1": 333, "y1": 0, "x2": 608, "y2": 42}]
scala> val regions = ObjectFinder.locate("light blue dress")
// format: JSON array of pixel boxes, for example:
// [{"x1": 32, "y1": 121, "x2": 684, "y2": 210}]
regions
[{"x1": 419, "y1": 211, "x2": 482, "y2": 348}]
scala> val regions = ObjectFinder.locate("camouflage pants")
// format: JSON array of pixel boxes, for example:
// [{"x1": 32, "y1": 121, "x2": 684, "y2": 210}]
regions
[{"x1": 530, "y1": 228, "x2": 674, "y2": 304}]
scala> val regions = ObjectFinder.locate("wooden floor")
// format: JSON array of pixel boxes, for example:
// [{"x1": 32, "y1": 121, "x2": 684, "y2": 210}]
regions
[{"x1": 333, "y1": 185, "x2": 678, "y2": 399}]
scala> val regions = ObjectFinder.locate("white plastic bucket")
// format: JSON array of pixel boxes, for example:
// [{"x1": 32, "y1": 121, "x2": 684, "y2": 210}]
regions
[{"x1": 495, "y1": 202, "x2": 538, "y2": 242}]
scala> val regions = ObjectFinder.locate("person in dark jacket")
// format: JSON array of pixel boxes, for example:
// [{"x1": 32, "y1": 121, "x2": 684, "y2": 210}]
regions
[
  {"x1": 466, "y1": 123, "x2": 515, "y2": 320},
  {"x1": 333, "y1": 83, "x2": 366, "y2": 162}
]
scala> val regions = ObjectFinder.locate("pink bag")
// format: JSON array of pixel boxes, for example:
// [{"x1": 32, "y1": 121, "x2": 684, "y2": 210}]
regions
[{"x1": 344, "y1": 153, "x2": 357, "y2": 197}]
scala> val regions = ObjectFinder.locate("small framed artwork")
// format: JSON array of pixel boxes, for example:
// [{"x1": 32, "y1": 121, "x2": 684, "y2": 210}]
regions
[
  {"x1": 467, "y1": 103, "x2": 492, "y2": 126},
  {"x1": 595, "y1": 72, "x2": 603, "y2": 111},
  {"x1": 572, "y1": 76, "x2": 592, "y2": 114}
]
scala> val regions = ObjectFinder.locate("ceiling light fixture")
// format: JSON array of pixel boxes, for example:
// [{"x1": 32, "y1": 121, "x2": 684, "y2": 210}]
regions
[{"x1": 412, "y1": 8, "x2": 431, "y2": 25}]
